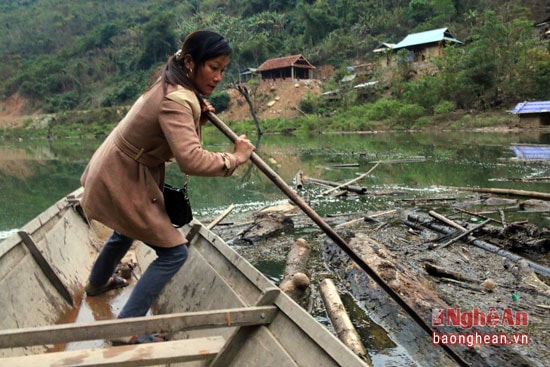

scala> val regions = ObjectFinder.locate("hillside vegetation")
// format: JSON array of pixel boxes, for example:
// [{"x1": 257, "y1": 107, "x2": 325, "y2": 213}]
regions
[{"x1": 0, "y1": 0, "x2": 548, "y2": 134}]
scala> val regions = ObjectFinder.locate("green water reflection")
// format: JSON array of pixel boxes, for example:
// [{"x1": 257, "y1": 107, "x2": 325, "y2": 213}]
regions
[{"x1": 1, "y1": 130, "x2": 549, "y2": 236}]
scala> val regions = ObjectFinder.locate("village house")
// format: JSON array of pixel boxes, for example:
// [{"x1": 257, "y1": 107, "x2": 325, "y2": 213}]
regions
[
  {"x1": 374, "y1": 27, "x2": 462, "y2": 71},
  {"x1": 392, "y1": 27, "x2": 462, "y2": 62},
  {"x1": 510, "y1": 101, "x2": 550, "y2": 128},
  {"x1": 257, "y1": 54, "x2": 315, "y2": 81},
  {"x1": 373, "y1": 42, "x2": 396, "y2": 67},
  {"x1": 238, "y1": 67, "x2": 257, "y2": 83}
]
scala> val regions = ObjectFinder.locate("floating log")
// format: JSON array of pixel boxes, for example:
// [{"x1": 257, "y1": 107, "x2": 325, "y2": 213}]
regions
[
  {"x1": 369, "y1": 156, "x2": 425, "y2": 164},
  {"x1": 499, "y1": 177, "x2": 550, "y2": 182},
  {"x1": 295, "y1": 170, "x2": 303, "y2": 189},
  {"x1": 320, "y1": 163, "x2": 360, "y2": 168},
  {"x1": 304, "y1": 177, "x2": 367, "y2": 195},
  {"x1": 439, "y1": 185, "x2": 550, "y2": 200},
  {"x1": 400, "y1": 197, "x2": 456, "y2": 202},
  {"x1": 424, "y1": 263, "x2": 479, "y2": 283},
  {"x1": 238, "y1": 212, "x2": 294, "y2": 244},
  {"x1": 439, "y1": 219, "x2": 492, "y2": 248},
  {"x1": 322, "y1": 162, "x2": 380, "y2": 195},
  {"x1": 320, "y1": 278, "x2": 370, "y2": 364},
  {"x1": 324, "y1": 232, "x2": 534, "y2": 366},
  {"x1": 408, "y1": 214, "x2": 550, "y2": 277},
  {"x1": 428, "y1": 210, "x2": 467, "y2": 231},
  {"x1": 206, "y1": 204, "x2": 235, "y2": 230},
  {"x1": 324, "y1": 234, "x2": 467, "y2": 366},
  {"x1": 334, "y1": 210, "x2": 397, "y2": 228},
  {"x1": 279, "y1": 238, "x2": 311, "y2": 301}
]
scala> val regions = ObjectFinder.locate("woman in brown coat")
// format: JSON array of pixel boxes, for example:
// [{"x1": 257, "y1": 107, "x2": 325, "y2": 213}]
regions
[{"x1": 80, "y1": 30, "x2": 254, "y2": 341}]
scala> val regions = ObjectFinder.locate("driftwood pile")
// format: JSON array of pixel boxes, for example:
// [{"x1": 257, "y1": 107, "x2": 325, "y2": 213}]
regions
[
  {"x1": 301, "y1": 165, "x2": 548, "y2": 366},
  {"x1": 208, "y1": 162, "x2": 549, "y2": 366}
]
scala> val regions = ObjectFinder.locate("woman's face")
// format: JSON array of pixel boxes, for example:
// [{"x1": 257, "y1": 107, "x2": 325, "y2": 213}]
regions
[{"x1": 191, "y1": 55, "x2": 230, "y2": 96}]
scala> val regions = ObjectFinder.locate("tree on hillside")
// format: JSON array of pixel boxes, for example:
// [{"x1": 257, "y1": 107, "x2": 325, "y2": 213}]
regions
[
  {"x1": 232, "y1": 82, "x2": 263, "y2": 137},
  {"x1": 138, "y1": 12, "x2": 178, "y2": 69}
]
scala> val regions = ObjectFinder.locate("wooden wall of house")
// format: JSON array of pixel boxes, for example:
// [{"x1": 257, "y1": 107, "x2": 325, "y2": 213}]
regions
[
  {"x1": 423, "y1": 45, "x2": 443, "y2": 60},
  {"x1": 519, "y1": 114, "x2": 550, "y2": 128}
]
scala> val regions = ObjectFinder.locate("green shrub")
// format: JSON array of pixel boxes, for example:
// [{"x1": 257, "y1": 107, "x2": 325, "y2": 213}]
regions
[
  {"x1": 209, "y1": 91, "x2": 230, "y2": 113},
  {"x1": 412, "y1": 116, "x2": 432, "y2": 128},
  {"x1": 433, "y1": 101, "x2": 457, "y2": 114},
  {"x1": 363, "y1": 99, "x2": 402, "y2": 121},
  {"x1": 299, "y1": 98, "x2": 316, "y2": 114},
  {"x1": 396, "y1": 103, "x2": 425, "y2": 120}
]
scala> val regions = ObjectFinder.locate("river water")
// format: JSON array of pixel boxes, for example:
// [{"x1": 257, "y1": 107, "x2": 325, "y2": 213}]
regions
[
  {"x1": 1, "y1": 128, "x2": 549, "y2": 365},
  {"x1": 2, "y1": 129, "x2": 549, "y2": 237}
]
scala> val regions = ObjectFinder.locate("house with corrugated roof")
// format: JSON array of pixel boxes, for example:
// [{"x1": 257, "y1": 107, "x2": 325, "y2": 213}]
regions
[
  {"x1": 392, "y1": 27, "x2": 462, "y2": 63},
  {"x1": 510, "y1": 101, "x2": 550, "y2": 127},
  {"x1": 373, "y1": 42, "x2": 396, "y2": 67},
  {"x1": 239, "y1": 67, "x2": 258, "y2": 83},
  {"x1": 257, "y1": 54, "x2": 315, "y2": 81}
]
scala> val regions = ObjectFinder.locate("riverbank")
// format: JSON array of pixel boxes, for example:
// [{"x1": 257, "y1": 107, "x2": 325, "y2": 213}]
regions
[
  {"x1": 0, "y1": 84, "x2": 530, "y2": 140},
  {"x1": 0, "y1": 108, "x2": 529, "y2": 141}
]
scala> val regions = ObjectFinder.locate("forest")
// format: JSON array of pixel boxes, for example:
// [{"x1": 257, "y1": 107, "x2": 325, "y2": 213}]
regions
[{"x1": 0, "y1": 0, "x2": 548, "y2": 122}]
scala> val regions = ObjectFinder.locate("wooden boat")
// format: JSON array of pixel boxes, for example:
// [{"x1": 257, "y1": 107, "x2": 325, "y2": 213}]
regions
[
  {"x1": 0, "y1": 188, "x2": 368, "y2": 367},
  {"x1": 509, "y1": 143, "x2": 550, "y2": 160}
]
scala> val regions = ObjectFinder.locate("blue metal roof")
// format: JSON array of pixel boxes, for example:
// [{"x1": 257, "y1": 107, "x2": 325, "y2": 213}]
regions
[
  {"x1": 510, "y1": 101, "x2": 550, "y2": 114},
  {"x1": 393, "y1": 28, "x2": 463, "y2": 50}
]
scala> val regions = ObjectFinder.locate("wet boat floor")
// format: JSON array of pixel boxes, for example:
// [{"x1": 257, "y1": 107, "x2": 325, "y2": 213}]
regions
[{"x1": 58, "y1": 280, "x2": 138, "y2": 351}]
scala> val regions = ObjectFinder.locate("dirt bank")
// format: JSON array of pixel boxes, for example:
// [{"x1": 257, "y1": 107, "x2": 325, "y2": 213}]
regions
[
  {"x1": 0, "y1": 93, "x2": 32, "y2": 128},
  {"x1": 219, "y1": 79, "x2": 323, "y2": 122},
  {"x1": 0, "y1": 80, "x2": 324, "y2": 130}
]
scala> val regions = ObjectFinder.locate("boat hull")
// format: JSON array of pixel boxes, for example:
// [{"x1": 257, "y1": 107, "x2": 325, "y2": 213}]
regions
[{"x1": 0, "y1": 188, "x2": 367, "y2": 366}]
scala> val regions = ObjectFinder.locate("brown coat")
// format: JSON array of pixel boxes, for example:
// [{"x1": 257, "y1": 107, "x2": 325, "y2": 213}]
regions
[{"x1": 80, "y1": 82, "x2": 239, "y2": 247}]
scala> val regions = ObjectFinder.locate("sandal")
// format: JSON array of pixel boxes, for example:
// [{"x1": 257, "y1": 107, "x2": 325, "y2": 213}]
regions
[
  {"x1": 85, "y1": 275, "x2": 128, "y2": 296},
  {"x1": 111, "y1": 333, "x2": 167, "y2": 346}
]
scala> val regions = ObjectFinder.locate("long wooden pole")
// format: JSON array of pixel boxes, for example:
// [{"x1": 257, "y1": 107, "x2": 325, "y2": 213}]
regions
[{"x1": 207, "y1": 112, "x2": 469, "y2": 367}]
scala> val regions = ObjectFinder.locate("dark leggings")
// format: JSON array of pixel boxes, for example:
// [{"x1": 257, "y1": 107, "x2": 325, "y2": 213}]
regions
[{"x1": 88, "y1": 231, "x2": 188, "y2": 318}]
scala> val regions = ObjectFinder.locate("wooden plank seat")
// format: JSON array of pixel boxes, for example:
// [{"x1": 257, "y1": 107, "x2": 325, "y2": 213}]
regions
[
  {"x1": 1, "y1": 336, "x2": 226, "y2": 367},
  {"x1": 0, "y1": 306, "x2": 277, "y2": 349}
]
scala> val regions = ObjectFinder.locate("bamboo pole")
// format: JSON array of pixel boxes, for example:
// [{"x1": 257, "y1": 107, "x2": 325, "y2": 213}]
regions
[
  {"x1": 322, "y1": 162, "x2": 380, "y2": 195},
  {"x1": 428, "y1": 210, "x2": 466, "y2": 231},
  {"x1": 207, "y1": 112, "x2": 469, "y2": 367},
  {"x1": 439, "y1": 219, "x2": 491, "y2": 248},
  {"x1": 304, "y1": 177, "x2": 368, "y2": 194}
]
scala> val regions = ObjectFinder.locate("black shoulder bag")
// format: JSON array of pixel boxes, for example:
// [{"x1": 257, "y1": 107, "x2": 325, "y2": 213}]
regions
[{"x1": 163, "y1": 179, "x2": 193, "y2": 227}]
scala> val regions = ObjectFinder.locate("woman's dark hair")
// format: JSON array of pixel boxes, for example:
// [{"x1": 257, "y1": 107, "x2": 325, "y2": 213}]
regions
[{"x1": 155, "y1": 30, "x2": 232, "y2": 94}]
